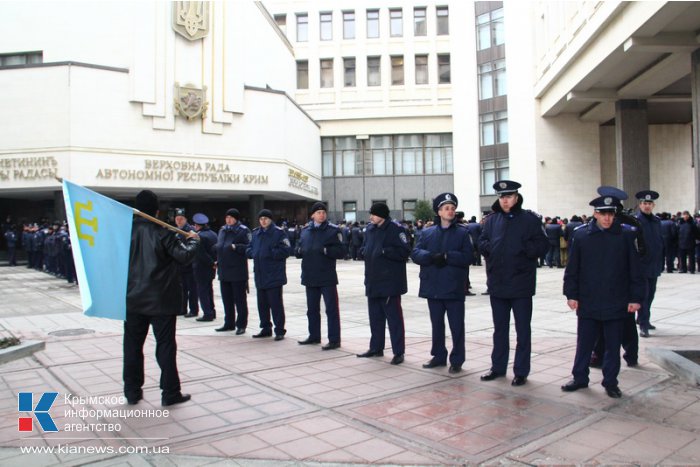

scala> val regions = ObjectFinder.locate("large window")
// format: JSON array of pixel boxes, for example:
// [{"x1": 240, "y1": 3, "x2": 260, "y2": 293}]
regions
[
  {"x1": 367, "y1": 56, "x2": 381, "y2": 86},
  {"x1": 413, "y1": 7, "x2": 427, "y2": 36},
  {"x1": 477, "y1": 8, "x2": 504, "y2": 50},
  {"x1": 343, "y1": 57, "x2": 356, "y2": 87},
  {"x1": 320, "y1": 58, "x2": 334, "y2": 88},
  {"x1": 438, "y1": 54, "x2": 450, "y2": 84},
  {"x1": 343, "y1": 202, "x2": 357, "y2": 223},
  {"x1": 296, "y1": 13, "x2": 308, "y2": 42},
  {"x1": 296, "y1": 60, "x2": 308, "y2": 89},
  {"x1": 425, "y1": 134, "x2": 453, "y2": 174},
  {"x1": 481, "y1": 159, "x2": 509, "y2": 195},
  {"x1": 0, "y1": 51, "x2": 42, "y2": 67},
  {"x1": 320, "y1": 12, "x2": 332, "y2": 40},
  {"x1": 436, "y1": 6, "x2": 449, "y2": 35},
  {"x1": 478, "y1": 59, "x2": 506, "y2": 99},
  {"x1": 367, "y1": 9, "x2": 379, "y2": 38},
  {"x1": 322, "y1": 137, "x2": 361, "y2": 176},
  {"x1": 394, "y1": 135, "x2": 423, "y2": 175},
  {"x1": 322, "y1": 139, "x2": 334, "y2": 177},
  {"x1": 390, "y1": 9, "x2": 403, "y2": 37},
  {"x1": 415, "y1": 54, "x2": 428, "y2": 85},
  {"x1": 368, "y1": 136, "x2": 393, "y2": 175},
  {"x1": 403, "y1": 200, "x2": 417, "y2": 221},
  {"x1": 391, "y1": 56, "x2": 404, "y2": 85},
  {"x1": 480, "y1": 111, "x2": 508, "y2": 146},
  {"x1": 343, "y1": 11, "x2": 355, "y2": 39}
]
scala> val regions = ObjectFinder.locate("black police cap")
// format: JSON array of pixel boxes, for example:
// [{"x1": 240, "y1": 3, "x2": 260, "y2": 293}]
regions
[
  {"x1": 635, "y1": 190, "x2": 659, "y2": 202},
  {"x1": 493, "y1": 180, "x2": 521, "y2": 195},
  {"x1": 589, "y1": 195, "x2": 620, "y2": 211}
]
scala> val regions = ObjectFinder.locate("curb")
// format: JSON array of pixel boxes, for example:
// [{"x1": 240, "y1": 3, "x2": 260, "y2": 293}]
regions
[
  {"x1": 646, "y1": 348, "x2": 700, "y2": 387},
  {"x1": 0, "y1": 340, "x2": 45, "y2": 365}
]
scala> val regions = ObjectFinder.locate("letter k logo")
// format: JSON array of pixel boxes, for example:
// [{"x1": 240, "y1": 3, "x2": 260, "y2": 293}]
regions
[{"x1": 18, "y1": 392, "x2": 58, "y2": 432}]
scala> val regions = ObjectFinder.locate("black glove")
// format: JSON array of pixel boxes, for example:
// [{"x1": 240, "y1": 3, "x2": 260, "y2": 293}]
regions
[{"x1": 432, "y1": 252, "x2": 447, "y2": 267}]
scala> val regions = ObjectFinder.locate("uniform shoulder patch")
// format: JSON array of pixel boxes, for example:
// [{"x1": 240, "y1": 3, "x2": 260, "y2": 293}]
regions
[
  {"x1": 399, "y1": 232, "x2": 408, "y2": 244},
  {"x1": 621, "y1": 223, "x2": 638, "y2": 232},
  {"x1": 526, "y1": 209, "x2": 543, "y2": 219},
  {"x1": 282, "y1": 237, "x2": 291, "y2": 247},
  {"x1": 573, "y1": 224, "x2": 586, "y2": 232}
]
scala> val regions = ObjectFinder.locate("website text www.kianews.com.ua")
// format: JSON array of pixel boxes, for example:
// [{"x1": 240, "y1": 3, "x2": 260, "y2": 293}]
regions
[{"x1": 20, "y1": 444, "x2": 170, "y2": 455}]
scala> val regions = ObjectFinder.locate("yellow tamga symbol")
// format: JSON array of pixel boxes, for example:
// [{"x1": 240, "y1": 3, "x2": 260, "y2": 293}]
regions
[{"x1": 74, "y1": 200, "x2": 98, "y2": 247}]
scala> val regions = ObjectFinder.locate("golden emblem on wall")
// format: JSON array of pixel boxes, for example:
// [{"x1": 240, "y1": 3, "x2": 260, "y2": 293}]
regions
[
  {"x1": 172, "y1": 1, "x2": 210, "y2": 41},
  {"x1": 174, "y1": 83, "x2": 208, "y2": 120}
]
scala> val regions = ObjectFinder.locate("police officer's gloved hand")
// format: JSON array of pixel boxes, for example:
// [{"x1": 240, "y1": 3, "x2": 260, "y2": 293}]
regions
[{"x1": 432, "y1": 252, "x2": 447, "y2": 267}]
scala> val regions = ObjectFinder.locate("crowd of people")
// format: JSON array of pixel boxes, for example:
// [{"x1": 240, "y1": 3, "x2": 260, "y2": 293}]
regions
[{"x1": 1, "y1": 183, "x2": 699, "y2": 406}]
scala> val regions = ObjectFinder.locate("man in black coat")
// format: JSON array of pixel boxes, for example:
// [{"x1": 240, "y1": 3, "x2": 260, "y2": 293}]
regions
[
  {"x1": 296, "y1": 202, "x2": 346, "y2": 349},
  {"x1": 174, "y1": 209, "x2": 199, "y2": 318},
  {"x1": 479, "y1": 180, "x2": 549, "y2": 386},
  {"x1": 124, "y1": 190, "x2": 200, "y2": 407},
  {"x1": 215, "y1": 208, "x2": 250, "y2": 334},
  {"x1": 357, "y1": 202, "x2": 411, "y2": 365},
  {"x1": 678, "y1": 210, "x2": 699, "y2": 273},
  {"x1": 562, "y1": 195, "x2": 644, "y2": 398},
  {"x1": 635, "y1": 191, "x2": 664, "y2": 336},
  {"x1": 192, "y1": 213, "x2": 218, "y2": 322}
]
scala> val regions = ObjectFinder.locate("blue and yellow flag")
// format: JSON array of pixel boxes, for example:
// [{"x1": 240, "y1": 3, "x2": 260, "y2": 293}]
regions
[{"x1": 62, "y1": 180, "x2": 133, "y2": 320}]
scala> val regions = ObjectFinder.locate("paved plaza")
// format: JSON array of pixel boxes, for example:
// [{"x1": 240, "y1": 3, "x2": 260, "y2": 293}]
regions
[{"x1": 0, "y1": 259, "x2": 699, "y2": 466}]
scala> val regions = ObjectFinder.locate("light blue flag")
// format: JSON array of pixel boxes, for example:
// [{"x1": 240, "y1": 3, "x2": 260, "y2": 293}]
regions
[{"x1": 62, "y1": 180, "x2": 134, "y2": 320}]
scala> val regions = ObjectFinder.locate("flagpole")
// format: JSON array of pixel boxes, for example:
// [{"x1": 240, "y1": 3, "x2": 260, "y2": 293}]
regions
[{"x1": 57, "y1": 177, "x2": 191, "y2": 237}]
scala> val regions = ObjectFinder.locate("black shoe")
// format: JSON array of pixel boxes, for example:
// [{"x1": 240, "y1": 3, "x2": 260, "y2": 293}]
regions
[
  {"x1": 391, "y1": 354, "x2": 404, "y2": 365},
  {"x1": 639, "y1": 328, "x2": 650, "y2": 338},
  {"x1": 235, "y1": 328, "x2": 246, "y2": 335},
  {"x1": 480, "y1": 370, "x2": 505, "y2": 381},
  {"x1": 215, "y1": 326, "x2": 235, "y2": 332},
  {"x1": 605, "y1": 386, "x2": 622, "y2": 398},
  {"x1": 357, "y1": 350, "x2": 383, "y2": 358},
  {"x1": 298, "y1": 338, "x2": 321, "y2": 345},
  {"x1": 448, "y1": 365, "x2": 462, "y2": 374},
  {"x1": 126, "y1": 393, "x2": 142, "y2": 405},
  {"x1": 648, "y1": 324, "x2": 656, "y2": 330},
  {"x1": 252, "y1": 331, "x2": 272, "y2": 338},
  {"x1": 162, "y1": 393, "x2": 191, "y2": 407},
  {"x1": 184, "y1": 313, "x2": 197, "y2": 318},
  {"x1": 422, "y1": 358, "x2": 447, "y2": 369},
  {"x1": 274, "y1": 335, "x2": 285, "y2": 341},
  {"x1": 626, "y1": 360, "x2": 639, "y2": 367},
  {"x1": 465, "y1": 291, "x2": 476, "y2": 296},
  {"x1": 511, "y1": 376, "x2": 527, "y2": 386},
  {"x1": 561, "y1": 380, "x2": 588, "y2": 392},
  {"x1": 481, "y1": 291, "x2": 490, "y2": 295},
  {"x1": 322, "y1": 342, "x2": 340, "y2": 350},
  {"x1": 196, "y1": 316, "x2": 214, "y2": 322}
]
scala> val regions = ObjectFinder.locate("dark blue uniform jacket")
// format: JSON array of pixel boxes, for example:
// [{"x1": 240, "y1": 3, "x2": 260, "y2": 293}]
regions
[
  {"x1": 411, "y1": 220, "x2": 473, "y2": 300},
  {"x1": 660, "y1": 219, "x2": 677, "y2": 245},
  {"x1": 677, "y1": 218, "x2": 699, "y2": 250},
  {"x1": 545, "y1": 223, "x2": 562, "y2": 246},
  {"x1": 636, "y1": 212, "x2": 663, "y2": 278},
  {"x1": 4, "y1": 231, "x2": 16, "y2": 248},
  {"x1": 193, "y1": 227, "x2": 217, "y2": 271},
  {"x1": 564, "y1": 221, "x2": 645, "y2": 320},
  {"x1": 246, "y1": 225, "x2": 291, "y2": 289},
  {"x1": 362, "y1": 218, "x2": 410, "y2": 298},
  {"x1": 216, "y1": 223, "x2": 250, "y2": 282},
  {"x1": 295, "y1": 221, "x2": 346, "y2": 287},
  {"x1": 479, "y1": 196, "x2": 549, "y2": 298}
]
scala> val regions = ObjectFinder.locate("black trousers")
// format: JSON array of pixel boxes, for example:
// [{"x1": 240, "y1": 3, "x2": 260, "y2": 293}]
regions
[
  {"x1": 257, "y1": 286, "x2": 286, "y2": 336},
  {"x1": 573, "y1": 317, "x2": 623, "y2": 388},
  {"x1": 123, "y1": 313, "x2": 180, "y2": 400},
  {"x1": 220, "y1": 280, "x2": 248, "y2": 330},
  {"x1": 305, "y1": 285, "x2": 340, "y2": 343},
  {"x1": 428, "y1": 299, "x2": 465, "y2": 366},
  {"x1": 367, "y1": 296, "x2": 405, "y2": 356},
  {"x1": 489, "y1": 296, "x2": 532, "y2": 377},
  {"x1": 592, "y1": 313, "x2": 638, "y2": 364},
  {"x1": 181, "y1": 271, "x2": 199, "y2": 315}
]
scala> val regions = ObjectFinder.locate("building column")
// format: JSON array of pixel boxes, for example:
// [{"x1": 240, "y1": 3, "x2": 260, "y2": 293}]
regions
[
  {"x1": 615, "y1": 100, "x2": 649, "y2": 209},
  {"x1": 249, "y1": 195, "x2": 264, "y2": 221},
  {"x1": 691, "y1": 50, "x2": 700, "y2": 213},
  {"x1": 54, "y1": 190, "x2": 66, "y2": 221}
]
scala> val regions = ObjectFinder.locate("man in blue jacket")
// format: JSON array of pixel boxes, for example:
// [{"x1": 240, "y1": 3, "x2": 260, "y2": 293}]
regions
[
  {"x1": 246, "y1": 209, "x2": 291, "y2": 340},
  {"x1": 357, "y1": 202, "x2": 411, "y2": 365},
  {"x1": 635, "y1": 191, "x2": 664, "y2": 337},
  {"x1": 411, "y1": 193, "x2": 473, "y2": 373},
  {"x1": 562, "y1": 195, "x2": 645, "y2": 398},
  {"x1": 174, "y1": 209, "x2": 199, "y2": 318},
  {"x1": 296, "y1": 202, "x2": 346, "y2": 350},
  {"x1": 192, "y1": 213, "x2": 218, "y2": 322},
  {"x1": 215, "y1": 208, "x2": 250, "y2": 334},
  {"x1": 479, "y1": 180, "x2": 549, "y2": 386}
]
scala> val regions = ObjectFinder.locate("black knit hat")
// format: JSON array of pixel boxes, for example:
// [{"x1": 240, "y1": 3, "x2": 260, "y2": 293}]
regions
[
  {"x1": 310, "y1": 202, "x2": 327, "y2": 216},
  {"x1": 225, "y1": 208, "x2": 240, "y2": 220},
  {"x1": 135, "y1": 190, "x2": 158, "y2": 216},
  {"x1": 258, "y1": 209, "x2": 273, "y2": 220},
  {"x1": 369, "y1": 202, "x2": 390, "y2": 219}
]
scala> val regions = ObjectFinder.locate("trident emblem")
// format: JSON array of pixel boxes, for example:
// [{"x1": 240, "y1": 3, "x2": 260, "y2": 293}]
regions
[{"x1": 74, "y1": 200, "x2": 98, "y2": 247}]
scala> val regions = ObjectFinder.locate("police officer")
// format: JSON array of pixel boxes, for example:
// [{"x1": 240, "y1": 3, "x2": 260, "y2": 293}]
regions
[
  {"x1": 22, "y1": 224, "x2": 34, "y2": 268},
  {"x1": 479, "y1": 180, "x2": 549, "y2": 386},
  {"x1": 192, "y1": 213, "x2": 218, "y2": 322},
  {"x1": 350, "y1": 222, "x2": 363, "y2": 260},
  {"x1": 357, "y1": 202, "x2": 411, "y2": 365},
  {"x1": 296, "y1": 202, "x2": 346, "y2": 349},
  {"x1": 411, "y1": 193, "x2": 473, "y2": 373},
  {"x1": 174, "y1": 209, "x2": 199, "y2": 318},
  {"x1": 660, "y1": 212, "x2": 678, "y2": 273},
  {"x1": 62, "y1": 224, "x2": 76, "y2": 284},
  {"x1": 4, "y1": 225, "x2": 17, "y2": 266},
  {"x1": 246, "y1": 209, "x2": 291, "y2": 340},
  {"x1": 677, "y1": 210, "x2": 699, "y2": 274},
  {"x1": 562, "y1": 195, "x2": 645, "y2": 398},
  {"x1": 466, "y1": 216, "x2": 482, "y2": 266},
  {"x1": 215, "y1": 208, "x2": 250, "y2": 334},
  {"x1": 635, "y1": 190, "x2": 663, "y2": 337}
]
